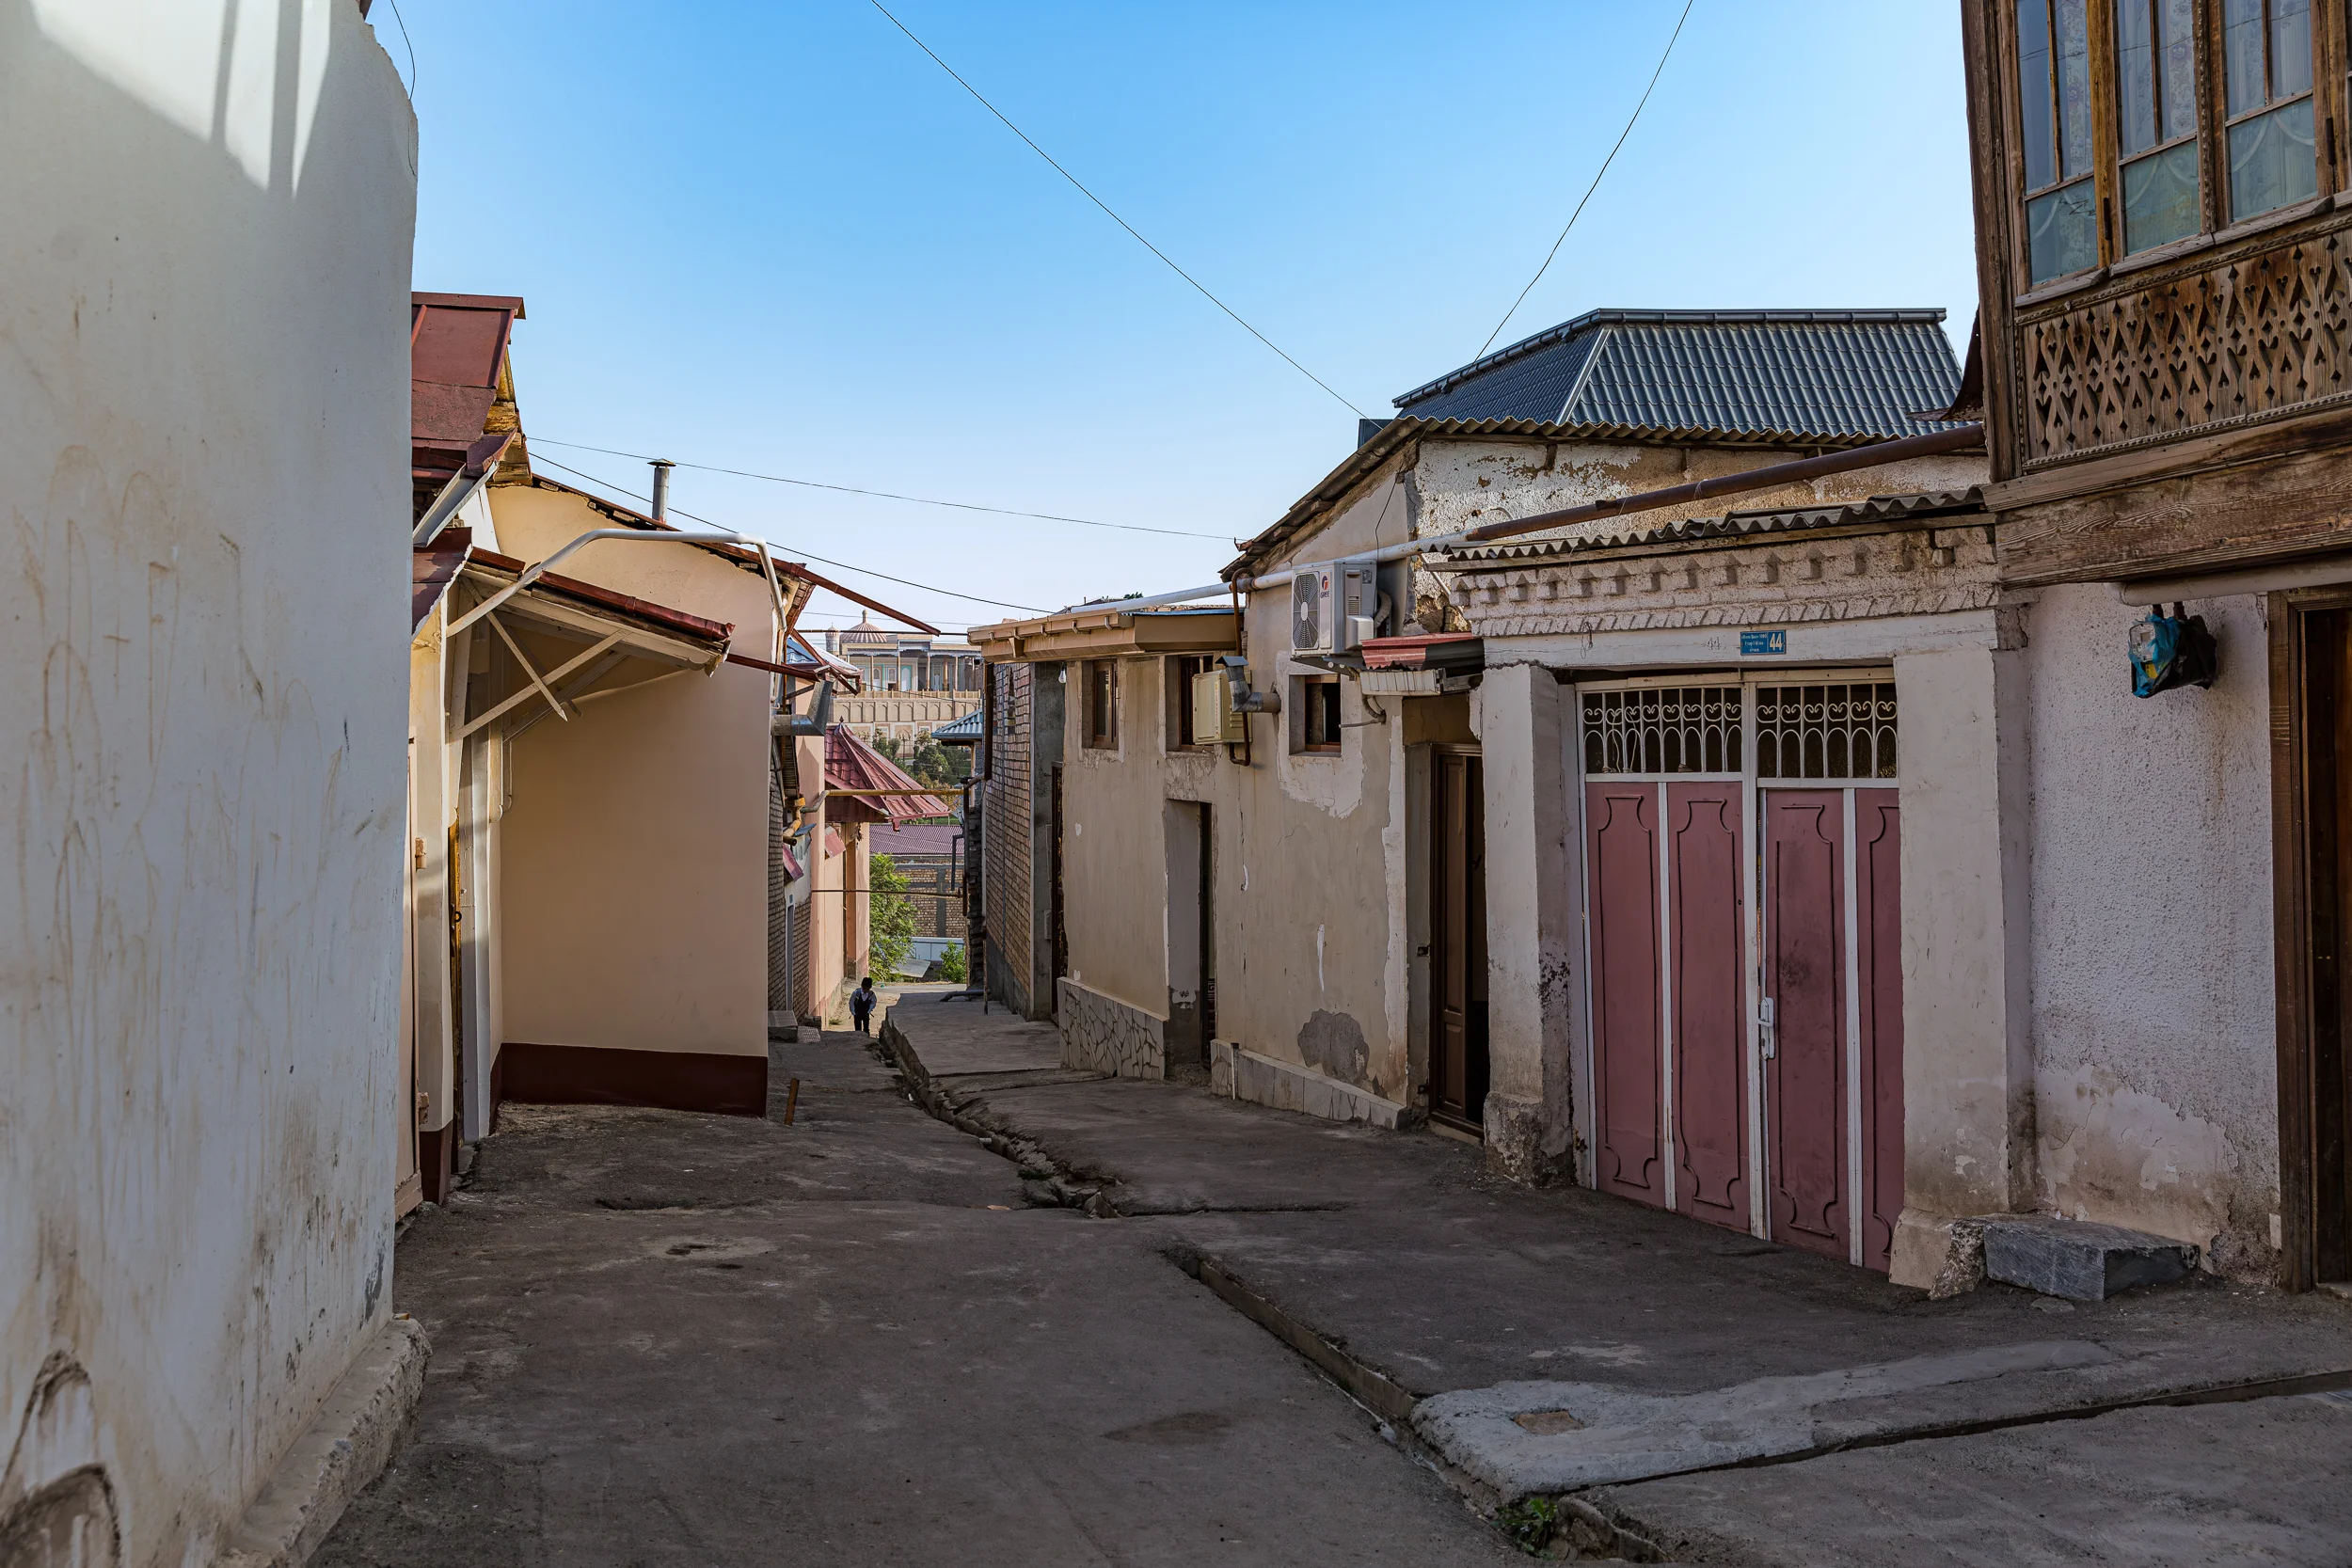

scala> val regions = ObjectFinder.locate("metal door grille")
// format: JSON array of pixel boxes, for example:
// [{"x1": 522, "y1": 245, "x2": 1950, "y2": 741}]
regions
[
  {"x1": 1754, "y1": 684, "x2": 1897, "y2": 781},
  {"x1": 1582, "y1": 686, "x2": 1743, "y2": 776}
]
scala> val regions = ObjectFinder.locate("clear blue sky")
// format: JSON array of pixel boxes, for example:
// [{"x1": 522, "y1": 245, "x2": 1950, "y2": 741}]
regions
[{"x1": 394, "y1": 1, "x2": 1976, "y2": 635}]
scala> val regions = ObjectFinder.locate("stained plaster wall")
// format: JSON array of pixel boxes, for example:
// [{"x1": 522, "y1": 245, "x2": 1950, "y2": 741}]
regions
[
  {"x1": 2020, "y1": 583, "x2": 2279, "y2": 1275},
  {"x1": 486, "y1": 483, "x2": 777, "y2": 1061},
  {"x1": 1057, "y1": 462, "x2": 1415, "y2": 1106},
  {"x1": 0, "y1": 2, "x2": 417, "y2": 1560}
]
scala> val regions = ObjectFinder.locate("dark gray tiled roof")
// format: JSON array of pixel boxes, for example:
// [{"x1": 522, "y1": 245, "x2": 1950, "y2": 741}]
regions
[
  {"x1": 1393, "y1": 309, "x2": 1963, "y2": 438},
  {"x1": 1436, "y1": 488, "x2": 1988, "y2": 566}
]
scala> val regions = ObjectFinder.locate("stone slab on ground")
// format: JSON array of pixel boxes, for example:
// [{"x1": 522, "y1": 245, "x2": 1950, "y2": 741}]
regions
[
  {"x1": 1593, "y1": 1391, "x2": 2352, "y2": 1566},
  {"x1": 1981, "y1": 1214, "x2": 2198, "y2": 1302},
  {"x1": 315, "y1": 1029, "x2": 1516, "y2": 1568},
  {"x1": 882, "y1": 990, "x2": 1063, "y2": 1079}
]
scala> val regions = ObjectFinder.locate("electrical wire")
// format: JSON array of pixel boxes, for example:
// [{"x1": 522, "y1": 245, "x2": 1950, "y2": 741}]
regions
[
  {"x1": 867, "y1": 0, "x2": 1367, "y2": 420},
  {"x1": 531, "y1": 436, "x2": 1230, "y2": 540},
  {"x1": 528, "y1": 453, "x2": 1051, "y2": 615},
  {"x1": 1473, "y1": 0, "x2": 1695, "y2": 360},
  {"x1": 381, "y1": 0, "x2": 418, "y2": 96}
]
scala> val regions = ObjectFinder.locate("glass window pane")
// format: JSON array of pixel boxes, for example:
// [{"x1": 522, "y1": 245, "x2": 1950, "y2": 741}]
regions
[
  {"x1": 2225, "y1": 0, "x2": 2268, "y2": 114},
  {"x1": 2027, "y1": 178, "x2": 2100, "y2": 281},
  {"x1": 2118, "y1": 0, "x2": 2158, "y2": 154},
  {"x1": 2275, "y1": 0, "x2": 2314, "y2": 97},
  {"x1": 2160, "y1": 0, "x2": 2197, "y2": 140},
  {"x1": 2018, "y1": 0, "x2": 2058, "y2": 190},
  {"x1": 2057, "y1": 0, "x2": 2095, "y2": 177},
  {"x1": 2229, "y1": 95, "x2": 2319, "y2": 217},
  {"x1": 2123, "y1": 140, "x2": 2202, "y2": 249}
]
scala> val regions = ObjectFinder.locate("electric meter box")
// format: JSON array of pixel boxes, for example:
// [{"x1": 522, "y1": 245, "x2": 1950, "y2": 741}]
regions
[{"x1": 1190, "y1": 668, "x2": 1248, "y2": 744}]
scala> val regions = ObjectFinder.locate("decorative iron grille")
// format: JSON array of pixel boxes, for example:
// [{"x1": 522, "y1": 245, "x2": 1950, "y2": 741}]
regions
[
  {"x1": 1581, "y1": 687, "x2": 1743, "y2": 776},
  {"x1": 1755, "y1": 684, "x2": 1897, "y2": 780}
]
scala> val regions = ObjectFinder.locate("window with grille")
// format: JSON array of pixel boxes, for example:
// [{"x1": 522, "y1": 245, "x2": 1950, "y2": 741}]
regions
[
  {"x1": 1755, "y1": 684, "x2": 1899, "y2": 781},
  {"x1": 1581, "y1": 687, "x2": 1743, "y2": 776}
]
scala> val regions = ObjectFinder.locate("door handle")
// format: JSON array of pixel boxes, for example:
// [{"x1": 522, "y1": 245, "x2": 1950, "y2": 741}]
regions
[{"x1": 1758, "y1": 997, "x2": 1776, "y2": 1059}]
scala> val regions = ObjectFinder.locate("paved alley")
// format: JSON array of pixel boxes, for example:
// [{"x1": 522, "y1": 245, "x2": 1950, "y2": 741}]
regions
[{"x1": 312, "y1": 1019, "x2": 1517, "y2": 1567}]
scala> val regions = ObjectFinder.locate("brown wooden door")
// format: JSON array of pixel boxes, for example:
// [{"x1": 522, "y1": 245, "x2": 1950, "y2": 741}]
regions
[
  {"x1": 2293, "y1": 606, "x2": 2352, "y2": 1286},
  {"x1": 1430, "y1": 752, "x2": 1488, "y2": 1132},
  {"x1": 1762, "y1": 791, "x2": 1849, "y2": 1259},
  {"x1": 1587, "y1": 782, "x2": 1665, "y2": 1204},
  {"x1": 1668, "y1": 783, "x2": 1747, "y2": 1229}
]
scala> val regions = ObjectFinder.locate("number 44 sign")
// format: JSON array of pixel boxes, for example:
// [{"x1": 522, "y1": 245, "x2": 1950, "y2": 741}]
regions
[{"x1": 1740, "y1": 629, "x2": 1788, "y2": 656}]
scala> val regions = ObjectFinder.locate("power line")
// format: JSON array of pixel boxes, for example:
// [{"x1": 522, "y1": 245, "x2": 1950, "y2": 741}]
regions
[
  {"x1": 529, "y1": 455, "x2": 1051, "y2": 615},
  {"x1": 381, "y1": 0, "x2": 418, "y2": 96},
  {"x1": 1474, "y1": 0, "x2": 1695, "y2": 360},
  {"x1": 867, "y1": 0, "x2": 1367, "y2": 420},
  {"x1": 532, "y1": 436, "x2": 1230, "y2": 541}
]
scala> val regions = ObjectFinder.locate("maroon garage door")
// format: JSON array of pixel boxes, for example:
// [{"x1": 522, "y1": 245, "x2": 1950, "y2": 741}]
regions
[{"x1": 1581, "y1": 680, "x2": 1904, "y2": 1272}]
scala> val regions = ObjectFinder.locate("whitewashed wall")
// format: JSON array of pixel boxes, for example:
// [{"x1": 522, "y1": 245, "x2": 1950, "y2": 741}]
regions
[
  {"x1": 2022, "y1": 583, "x2": 2279, "y2": 1276},
  {"x1": 0, "y1": 2, "x2": 416, "y2": 1560}
]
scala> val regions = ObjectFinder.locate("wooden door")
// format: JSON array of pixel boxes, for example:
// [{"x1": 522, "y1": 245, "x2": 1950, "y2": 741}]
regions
[
  {"x1": 2287, "y1": 605, "x2": 2352, "y2": 1288},
  {"x1": 1668, "y1": 783, "x2": 1747, "y2": 1228},
  {"x1": 1430, "y1": 752, "x2": 1489, "y2": 1132},
  {"x1": 1855, "y1": 790, "x2": 1904, "y2": 1271},
  {"x1": 1762, "y1": 791, "x2": 1849, "y2": 1259},
  {"x1": 1587, "y1": 782, "x2": 1665, "y2": 1204}
]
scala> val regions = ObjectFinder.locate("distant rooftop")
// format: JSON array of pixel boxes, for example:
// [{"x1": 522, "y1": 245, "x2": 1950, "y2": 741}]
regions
[{"x1": 1390, "y1": 309, "x2": 1963, "y2": 439}]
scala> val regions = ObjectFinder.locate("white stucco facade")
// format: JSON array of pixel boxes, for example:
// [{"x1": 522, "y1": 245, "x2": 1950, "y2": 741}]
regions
[{"x1": 2, "y1": 2, "x2": 418, "y2": 1560}]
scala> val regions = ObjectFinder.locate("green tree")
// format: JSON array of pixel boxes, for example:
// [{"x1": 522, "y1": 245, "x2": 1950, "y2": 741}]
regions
[
  {"x1": 939, "y1": 942, "x2": 966, "y2": 984},
  {"x1": 867, "y1": 852, "x2": 918, "y2": 979}
]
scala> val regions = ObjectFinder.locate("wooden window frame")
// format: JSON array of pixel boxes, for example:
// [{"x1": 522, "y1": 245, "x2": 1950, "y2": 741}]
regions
[
  {"x1": 1082, "y1": 658, "x2": 1119, "y2": 751},
  {"x1": 1994, "y1": 0, "x2": 2347, "y2": 299},
  {"x1": 1166, "y1": 654, "x2": 1216, "y2": 752},
  {"x1": 1296, "y1": 674, "x2": 1343, "y2": 755}
]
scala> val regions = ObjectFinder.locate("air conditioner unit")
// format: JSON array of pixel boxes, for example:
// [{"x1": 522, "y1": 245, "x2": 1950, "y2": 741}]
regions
[{"x1": 1290, "y1": 562, "x2": 1377, "y2": 654}]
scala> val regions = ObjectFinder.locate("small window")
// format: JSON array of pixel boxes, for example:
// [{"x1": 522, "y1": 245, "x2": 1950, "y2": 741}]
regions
[
  {"x1": 2223, "y1": 0, "x2": 2317, "y2": 220},
  {"x1": 1083, "y1": 659, "x2": 1119, "y2": 750},
  {"x1": 1167, "y1": 655, "x2": 1216, "y2": 749},
  {"x1": 2016, "y1": 0, "x2": 2099, "y2": 283},
  {"x1": 1298, "y1": 676, "x2": 1342, "y2": 754},
  {"x1": 2116, "y1": 0, "x2": 2201, "y2": 252}
]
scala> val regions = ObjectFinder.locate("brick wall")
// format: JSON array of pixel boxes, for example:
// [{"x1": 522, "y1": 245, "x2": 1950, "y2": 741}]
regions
[{"x1": 983, "y1": 662, "x2": 1033, "y2": 1013}]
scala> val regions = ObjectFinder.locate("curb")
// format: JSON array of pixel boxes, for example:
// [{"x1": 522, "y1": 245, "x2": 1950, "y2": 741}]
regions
[{"x1": 217, "y1": 1314, "x2": 431, "y2": 1568}]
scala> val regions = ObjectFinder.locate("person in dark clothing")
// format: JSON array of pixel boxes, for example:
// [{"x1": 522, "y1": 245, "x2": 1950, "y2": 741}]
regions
[{"x1": 849, "y1": 975, "x2": 878, "y2": 1035}]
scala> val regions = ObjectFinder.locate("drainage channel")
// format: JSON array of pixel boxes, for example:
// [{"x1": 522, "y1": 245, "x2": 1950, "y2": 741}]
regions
[{"x1": 869, "y1": 1022, "x2": 2352, "y2": 1560}]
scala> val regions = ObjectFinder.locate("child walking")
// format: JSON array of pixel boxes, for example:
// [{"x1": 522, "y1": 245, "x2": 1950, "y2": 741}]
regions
[{"x1": 849, "y1": 975, "x2": 879, "y2": 1035}]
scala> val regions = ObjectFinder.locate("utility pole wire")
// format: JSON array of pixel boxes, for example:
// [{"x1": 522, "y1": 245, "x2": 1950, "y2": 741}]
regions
[
  {"x1": 532, "y1": 436, "x2": 1231, "y2": 541},
  {"x1": 867, "y1": 0, "x2": 1368, "y2": 420},
  {"x1": 528, "y1": 454, "x2": 1051, "y2": 615},
  {"x1": 1474, "y1": 0, "x2": 1695, "y2": 361}
]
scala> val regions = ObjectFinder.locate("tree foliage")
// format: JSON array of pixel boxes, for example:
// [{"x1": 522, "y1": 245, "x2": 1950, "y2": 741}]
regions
[
  {"x1": 873, "y1": 733, "x2": 970, "y2": 790},
  {"x1": 867, "y1": 852, "x2": 918, "y2": 979}
]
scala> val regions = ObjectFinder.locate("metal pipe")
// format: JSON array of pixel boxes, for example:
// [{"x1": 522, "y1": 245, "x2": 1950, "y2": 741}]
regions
[
  {"x1": 649, "y1": 459, "x2": 675, "y2": 524},
  {"x1": 446, "y1": 527, "x2": 792, "y2": 643},
  {"x1": 1062, "y1": 422, "x2": 1985, "y2": 616}
]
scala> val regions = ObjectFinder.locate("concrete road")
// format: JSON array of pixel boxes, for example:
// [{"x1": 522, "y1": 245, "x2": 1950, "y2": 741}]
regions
[{"x1": 314, "y1": 1027, "x2": 1517, "y2": 1567}]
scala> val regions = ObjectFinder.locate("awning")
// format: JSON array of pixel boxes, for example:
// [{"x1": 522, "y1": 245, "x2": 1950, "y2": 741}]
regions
[
  {"x1": 443, "y1": 551, "x2": 733, "y2": 738},
  {"x1": 968, "y1": 606, "x2": 1237, "y2": 663},
  {"x1": 823, "y1": 723, "x2": 953, "y2": 826},
  {"x1": 413, "y1": 528, "x2": 473, "y2": 632}
]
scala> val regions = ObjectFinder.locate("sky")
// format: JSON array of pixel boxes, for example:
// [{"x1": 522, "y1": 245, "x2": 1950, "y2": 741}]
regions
[{"x1": 391, "y1": 1, "x2": 1979, "y2": 638}]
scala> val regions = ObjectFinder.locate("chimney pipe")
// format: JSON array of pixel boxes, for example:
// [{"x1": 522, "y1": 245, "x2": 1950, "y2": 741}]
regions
[{"x1": 649, "y1": 459, "x2": 675, "y2": 523}]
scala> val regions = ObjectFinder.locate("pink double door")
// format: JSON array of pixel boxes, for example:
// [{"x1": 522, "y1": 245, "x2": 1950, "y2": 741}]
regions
[{"x1": 1582, "y1": 684, "x2": 1905, "y2": 1271}]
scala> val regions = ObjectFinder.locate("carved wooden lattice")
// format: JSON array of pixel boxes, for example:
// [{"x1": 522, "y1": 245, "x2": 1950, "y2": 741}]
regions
[{"x1": 2017, "y1": 215, "x2": 2352, "y2": 467}]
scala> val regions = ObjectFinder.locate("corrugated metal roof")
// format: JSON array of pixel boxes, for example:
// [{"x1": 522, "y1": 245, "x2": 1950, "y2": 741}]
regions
[
  {"x1": 932, "y1": 708, "x2": 984, "y2": 742},
  {"x1": 1436, "y1": 488, "x2": 1987, "y2": 566},
  {"x1": 824, "y1": 724, "x2": 954, "y2": 827},
  {"x1": 1391, "y1": 309, "x2": 1963, "y2": 438}
]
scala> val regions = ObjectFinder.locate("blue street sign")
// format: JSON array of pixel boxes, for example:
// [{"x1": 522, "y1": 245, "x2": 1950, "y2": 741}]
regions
[{"x1": 1740, "y1": 629, "x2": 1788, "y2": 656}]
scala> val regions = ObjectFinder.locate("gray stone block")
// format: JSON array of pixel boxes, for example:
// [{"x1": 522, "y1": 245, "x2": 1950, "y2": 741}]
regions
[{"x1": 1980, "y1": 1215, "x2": 2198, "y2": 1302}]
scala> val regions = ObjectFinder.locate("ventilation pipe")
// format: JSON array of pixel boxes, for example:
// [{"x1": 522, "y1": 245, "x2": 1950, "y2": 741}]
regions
[{"x1": 649, "y1": 458, "x2": 675, "y2": 523}]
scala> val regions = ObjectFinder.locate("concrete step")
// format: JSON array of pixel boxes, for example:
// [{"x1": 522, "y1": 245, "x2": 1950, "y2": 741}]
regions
[{"x1": 1980, "y1": 1215, "x2": 2198, "y2": 1302}]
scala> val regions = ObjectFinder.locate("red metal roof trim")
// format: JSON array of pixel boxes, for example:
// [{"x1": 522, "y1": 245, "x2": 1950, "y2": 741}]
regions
[
  {"x1": 413, "y1": 529, "x2": 474, "y2": 631},
  {"x1": 1359, "y1": 632, "x2": 1481, "y2": 671},
  {"x1": 823, "y1": 723, "x2": 953, "y2": 827},
  {"x1": 467, "y1": 547, "x2": 734, "y2": 646}
]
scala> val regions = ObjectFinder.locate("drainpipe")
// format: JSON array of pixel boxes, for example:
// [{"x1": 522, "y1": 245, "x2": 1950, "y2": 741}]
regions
[{"x1": 649, "y1": 459, "x2": 675, "y2": 524}]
